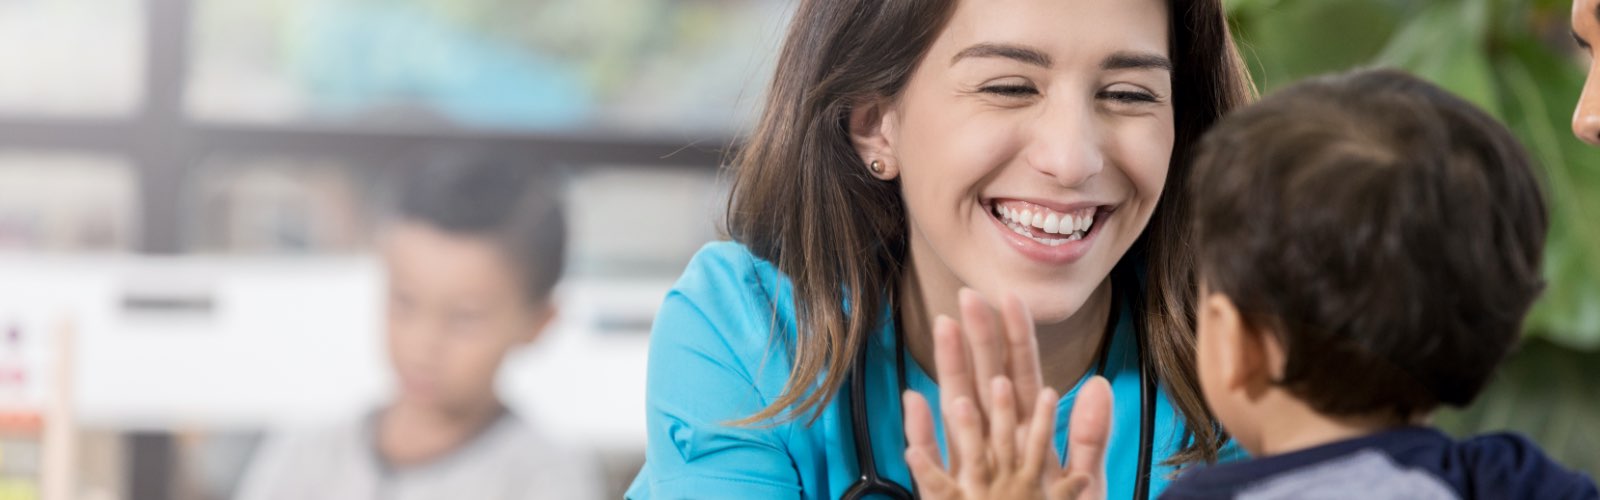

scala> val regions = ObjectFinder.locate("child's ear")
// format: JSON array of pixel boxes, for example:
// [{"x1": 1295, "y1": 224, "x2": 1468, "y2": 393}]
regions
[
  {"x1": 1201, "y1": 292, "x2": 1248, "y2": 393},
  {"x1": 1255, "y1": 324, "x2": 1290, "y2": 385},
  {"x1": 518, "y1": 301, "x2": 559, "y2": 345},
  {"x1": 848, "y1": 98, "x2": 901, "y2": 180},
  {"x1": 1233, "y1": 312, "x2": 1287, "y2": 401},
  {"x1": 1203, "y1": 292, "x2": 1284, "y2": 400}
]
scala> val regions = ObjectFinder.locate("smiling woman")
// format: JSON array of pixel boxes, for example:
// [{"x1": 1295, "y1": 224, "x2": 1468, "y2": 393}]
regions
[{"x1": 626, "y1": 0, "x2": 1253, "y2": 498}]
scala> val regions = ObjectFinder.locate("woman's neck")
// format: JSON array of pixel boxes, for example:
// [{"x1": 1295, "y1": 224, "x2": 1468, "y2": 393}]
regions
[{"x1": 899, "y1": 249, "x2": 1114, "y2": 395}]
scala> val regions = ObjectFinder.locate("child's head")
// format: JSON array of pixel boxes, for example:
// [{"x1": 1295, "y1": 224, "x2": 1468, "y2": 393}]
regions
[
  {"x1": 1188, "y1": 69, "x2": 1548, "y2": 452},
  {"x1": 381, "y1": 154, "x2": 566, "y2": 415}
]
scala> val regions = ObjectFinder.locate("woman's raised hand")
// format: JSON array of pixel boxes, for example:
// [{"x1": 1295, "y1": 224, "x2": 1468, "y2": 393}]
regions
[{"x1": 901, "y1": 289, "x2": 1111, "y2": 500}]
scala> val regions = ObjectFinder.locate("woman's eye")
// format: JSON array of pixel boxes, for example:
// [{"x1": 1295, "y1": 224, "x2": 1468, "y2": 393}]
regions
[
  {"x1": 1100, "y1": 89, "x2": 1160, "y2": 104},
  {"x1": 981, "y1": 84, "x2": 1039, "y2": 97}
]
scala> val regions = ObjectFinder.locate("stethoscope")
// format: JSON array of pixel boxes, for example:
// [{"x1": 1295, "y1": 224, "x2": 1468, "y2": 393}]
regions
[{"x1": 841, "y1": 284, "x2": 1156, "y2": 500}]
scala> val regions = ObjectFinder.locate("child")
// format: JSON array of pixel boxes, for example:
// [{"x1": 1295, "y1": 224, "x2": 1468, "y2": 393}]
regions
[
  {"x1": 906, "y1": 69, "x2": 1599, "y2": 499},
  {"x1": 1167, "y1": 68, "x2": 1595, "y2": 499},
  {"x1": 235, "y1": 154, "x2": 601, "y2": 499}
]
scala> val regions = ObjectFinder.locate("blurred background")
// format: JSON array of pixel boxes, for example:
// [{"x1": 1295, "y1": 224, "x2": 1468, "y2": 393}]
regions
[{"x1": 0, "y1": 0, "x2": 1594, "y2": 498}]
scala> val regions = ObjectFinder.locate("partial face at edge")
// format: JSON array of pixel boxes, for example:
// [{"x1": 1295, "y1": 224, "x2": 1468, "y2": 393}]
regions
[{"x1": 1574, "y1": 0, "x2": 1600, "y2": 145}]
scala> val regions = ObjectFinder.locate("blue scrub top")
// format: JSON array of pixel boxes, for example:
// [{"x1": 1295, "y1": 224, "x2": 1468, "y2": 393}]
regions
[{"x1": 626, "y1": 242, "x2": 1221, "y2": 500}]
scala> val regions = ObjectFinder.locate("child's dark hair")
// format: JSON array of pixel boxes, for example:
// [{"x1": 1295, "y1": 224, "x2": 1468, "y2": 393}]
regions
[
  {"x1": 1189, "y1": 68, "x2": 1548, "y2": 420},
  {"x1": 393, "y1": 152, "x2": 567, "y2": 304}
]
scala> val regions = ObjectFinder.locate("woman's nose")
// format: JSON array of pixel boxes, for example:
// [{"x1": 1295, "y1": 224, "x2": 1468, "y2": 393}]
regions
[
  {"x1": 1026, "y1": 104, "x2": 1105, "y2": 186},
  {"x1": 1575, "y1": 73, "x2": 1600, "y2": 146}
]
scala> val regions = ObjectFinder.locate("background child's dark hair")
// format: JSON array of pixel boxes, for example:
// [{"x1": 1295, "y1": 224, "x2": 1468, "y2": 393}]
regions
[
  {"x1": 1189, "y1": 68, "x2": 1548, "y2": 420},
  {"x1": 392, "y1": 151, "x2": 567, "y2": 305}
]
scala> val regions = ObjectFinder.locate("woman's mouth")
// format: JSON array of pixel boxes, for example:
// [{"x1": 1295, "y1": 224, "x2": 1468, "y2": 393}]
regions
[
  {"x1": 993, "y1": 203, "x2": 1099, "y2": 245},
  {"x1": 985, "y1": 199, "x2": 1112, "y2": 263}
]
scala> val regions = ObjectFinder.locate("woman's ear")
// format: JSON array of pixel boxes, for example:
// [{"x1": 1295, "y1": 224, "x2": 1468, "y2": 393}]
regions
[{"x1": 848, "y1": 99, "x2": 900, "y2": 180}]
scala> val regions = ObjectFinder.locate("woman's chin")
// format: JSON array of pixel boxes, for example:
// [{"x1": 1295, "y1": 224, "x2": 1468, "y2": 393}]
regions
[
  {"x1": 1024, "y1": 301, "x2": 1089, "y2": 326},
  {"x1": 993, "y1": 281, "x2": 1100, "y2": 327}
]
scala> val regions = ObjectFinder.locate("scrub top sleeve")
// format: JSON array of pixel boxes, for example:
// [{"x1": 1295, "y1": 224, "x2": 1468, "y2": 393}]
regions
[{"x1": 630, "y1": 291, "x2": 802, "y2": 500}]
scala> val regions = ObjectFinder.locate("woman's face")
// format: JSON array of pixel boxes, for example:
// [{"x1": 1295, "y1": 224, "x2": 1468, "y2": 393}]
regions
[
  {"x1": 1574, "y1": 0, "x2": 1600, "y2": 145},
  {"x1": 867, "y1": 0, "x2": 1174, "y2": 324}
]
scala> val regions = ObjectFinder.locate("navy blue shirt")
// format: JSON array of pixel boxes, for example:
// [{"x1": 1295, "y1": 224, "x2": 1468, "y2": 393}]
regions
[{"x1": 1163, "y1": 427, "x2": 1597, "y2": 499}]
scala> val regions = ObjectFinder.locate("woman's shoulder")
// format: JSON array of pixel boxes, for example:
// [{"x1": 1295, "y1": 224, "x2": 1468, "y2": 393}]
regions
[
  {"x1": 673, "y1": 241, "x2": 780, "y2": 293},
  {"x1": 666, "y1": 241, "x2": 793, "y2": 321},
  {"x1": 650, "y1": 241, "x2": 798, "y2": 385}
]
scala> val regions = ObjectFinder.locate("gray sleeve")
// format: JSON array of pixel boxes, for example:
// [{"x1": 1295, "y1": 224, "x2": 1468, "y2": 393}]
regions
[
  {"x1": 1238, "y1": 449, "x2": 1458, "y2": 500},
  {"x1": 232, "y1": 432, "x2": 311, "y2": 500},
  {"x1": 516, "y1": 443, "x2": 607, "y2": 500}
]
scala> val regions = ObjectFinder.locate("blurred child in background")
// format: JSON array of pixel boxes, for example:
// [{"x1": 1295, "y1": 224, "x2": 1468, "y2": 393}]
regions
[{"x1": 235, "y1": 154, "x2": 601, "y2": 500}]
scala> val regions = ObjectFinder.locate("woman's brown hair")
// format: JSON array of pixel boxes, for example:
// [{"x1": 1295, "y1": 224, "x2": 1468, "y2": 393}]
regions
[{"x1": 726, "y1": 0, "x2": 1255, "y2": 465}]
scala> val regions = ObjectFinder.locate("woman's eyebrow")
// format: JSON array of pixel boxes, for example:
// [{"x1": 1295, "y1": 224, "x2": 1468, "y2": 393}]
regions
[
  {"x1": 949, "y1": 44, "x2": 1171, "y2": 73},
  {"x1": 1102, "y1": 51, "x2": 1172, "y2": 72},
  {"x1": 950, "y1": 43, "x2": 1052, "y2": 68},
  {"x1": 1576, "y1": 30, "x2": 1592, "y2": 50}
]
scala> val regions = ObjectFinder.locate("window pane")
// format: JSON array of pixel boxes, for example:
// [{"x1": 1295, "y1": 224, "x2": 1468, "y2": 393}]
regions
[
  {"x1": 0, "y1": 0, "x2": 144, "y2": 117},
  {"x1": 183, "y1": 157, "x2": 380, "y2": 254},
  {"x1": 0, "y1": 152, "x2": 138, "y2": 252},
  {"x1": 568, "y1": 165, "x2": 721, "y2": 278},
  {"x1": 186, "y1": 0, "x2": 790, "y2": 135}
]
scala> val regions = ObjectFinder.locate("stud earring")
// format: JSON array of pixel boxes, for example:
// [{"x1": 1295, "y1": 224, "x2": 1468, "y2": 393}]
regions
[{"x1": 869, "y1": 160, "x2": 884, "y2": 174}]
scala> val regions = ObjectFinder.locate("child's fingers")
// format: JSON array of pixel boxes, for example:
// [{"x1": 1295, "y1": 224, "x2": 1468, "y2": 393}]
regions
[
  {"x1": 905, "y1": 447, "x2": 959, "y2": 499},
  {"x1": 988, "y1": 376, "x2": 1019, "y2": 468},
  {"x1": 1020, "y1": 387, "x2": 1060, "y2": 479},
  {"x1": 1063, "y1": 376, "x2": 1113, "y2": 481},
  {"x1": 902, "y1": 390, "x2": 941, "y2": 465},
  {"x1": 948, "y1": 397, "x2": 991, "y2": 484},
  {"x1": 1000, "y1": 292, "x2": 1044, "y2": 418}
]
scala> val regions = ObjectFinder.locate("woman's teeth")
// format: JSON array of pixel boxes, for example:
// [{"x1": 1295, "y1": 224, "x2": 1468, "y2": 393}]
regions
[{"x1": 994, "y1": 204, "x2": 1097, "y2": 246}]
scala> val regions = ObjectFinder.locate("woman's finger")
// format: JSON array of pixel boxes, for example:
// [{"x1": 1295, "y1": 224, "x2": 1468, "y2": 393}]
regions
[
  {"x1": 905, "y1": 447, "x2": 959, "y2": 499},
  {"x1": 902, "y1": 390, "x2": 942, "y2": 467},
  {"x1": 904, "y1": 391, "x2": 960, "y2": 498},
  {"x1": 948, "y1": 397, "x2": 991, "y2": 485},
  {"x1": 1063, "y1": 376, "x2": 1113, "y2": 482},
  {"x1": 958, "y1": 288, "x2": 1006, "y2": 418},
  {"x1": 1020, "y1": 387, "x2": 1060, "y2": 480},
  {"x1": 1000, "y1": 292, "x2": 1044, "y2": 418},
  {"x1": 1047, "y1": 473, "x2": 1097, "y2": 500},
  {"x1": 987, "y1": 376, "x2": 1019, "y2": 468},
  {"x1": 933, "y1": 314, "x2": 976, "y2": 462}
]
